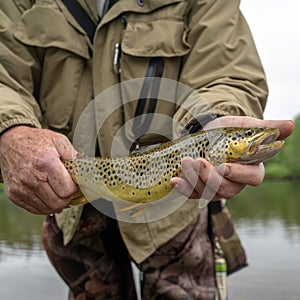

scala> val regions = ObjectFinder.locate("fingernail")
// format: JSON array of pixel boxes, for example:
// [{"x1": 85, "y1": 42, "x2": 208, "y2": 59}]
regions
[
  {"x1": 170, "y1": 178, "x2": 179, "y2": 188},
  {"x1": 181, "y1": 157, "x2": 193, "y2": 167},
  {"x1": 173, "y1": 184, "x2": 180, "y2": 191},
  {"x1": 198, "y1": 160, "x2": 205, "y2": 171},
  {"x1": 218, "y1": 164, "x2": 230, "y2": 176}
]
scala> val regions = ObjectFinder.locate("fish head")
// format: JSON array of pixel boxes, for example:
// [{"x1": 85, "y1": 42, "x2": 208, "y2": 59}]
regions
[{"x1": 223, "y1": 127, "x2": 285, "y2": 164}]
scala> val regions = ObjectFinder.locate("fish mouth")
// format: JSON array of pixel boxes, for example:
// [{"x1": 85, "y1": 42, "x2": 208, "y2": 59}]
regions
[{"x1": 244, "y1": 128, "x2": 285, "y2": 164}]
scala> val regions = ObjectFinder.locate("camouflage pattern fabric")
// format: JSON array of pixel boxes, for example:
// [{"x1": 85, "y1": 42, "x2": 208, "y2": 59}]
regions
[
  {"x1": 42, "y1": 204, "x2": 216, "y2": 300},
  {"x1": 42, "y1": 204, "x2": 137, "y2": 300},
  {"x1": 209, "y1": 200, "x2": 248, "y2": 275},
  {"x1": 140, "y1": 210, "x2": 216, "y2": 300}
]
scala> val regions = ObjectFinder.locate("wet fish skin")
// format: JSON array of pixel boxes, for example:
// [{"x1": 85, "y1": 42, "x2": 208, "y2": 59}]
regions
[{"x1": 63, "y1": 127, "x2": 285, "y2": 206}]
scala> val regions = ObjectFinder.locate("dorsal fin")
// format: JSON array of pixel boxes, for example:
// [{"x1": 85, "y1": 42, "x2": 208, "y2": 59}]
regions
[{"x1": 130, "y1": 143, "x2": 163, "y2": 155}]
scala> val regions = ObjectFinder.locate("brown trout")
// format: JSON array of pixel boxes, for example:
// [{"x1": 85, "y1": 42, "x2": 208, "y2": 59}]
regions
[{"x1": 63, "y1": 127, "x2": 285, "y2": 206}]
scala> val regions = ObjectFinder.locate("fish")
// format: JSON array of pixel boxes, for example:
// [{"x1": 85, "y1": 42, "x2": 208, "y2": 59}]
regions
[{"x1": 63, "y1": 127, "x2": 285, "y2": 207}]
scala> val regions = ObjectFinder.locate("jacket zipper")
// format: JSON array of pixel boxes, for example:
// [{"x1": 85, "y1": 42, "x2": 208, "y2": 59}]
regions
[
  {"x1": 111, "y1": 15, "x2": 165, "y2": 148},
  {"x1": 133, "y1": 57, "x2": 165, "y2": 149}
]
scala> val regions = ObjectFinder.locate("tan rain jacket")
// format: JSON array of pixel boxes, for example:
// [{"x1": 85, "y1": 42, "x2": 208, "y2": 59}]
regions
[{"x1": 0, "y1": 0, "x2": 267, "y2": 263}]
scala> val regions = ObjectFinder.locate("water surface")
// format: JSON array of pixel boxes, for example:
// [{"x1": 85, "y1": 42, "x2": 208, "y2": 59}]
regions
[
  {"x1": 0, "y1": 181, "x2": 299, "y2": 299},
  {"x1": 227, "y1": 180, "x2": 300, "y2": 300}
]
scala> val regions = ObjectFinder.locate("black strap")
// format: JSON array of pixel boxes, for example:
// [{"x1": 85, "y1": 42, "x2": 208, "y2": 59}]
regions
[
  {"x1": 132, "y1": 57, "x2": 164, "y2": 145},
  {"x1": 61, "y1": 0, "x2": 96, "y2": 43}
]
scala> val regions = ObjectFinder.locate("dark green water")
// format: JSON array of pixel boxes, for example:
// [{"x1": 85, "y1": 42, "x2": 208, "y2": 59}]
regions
[{"x1": 0, "y1": 181, "x2": 300, "y2": 299}]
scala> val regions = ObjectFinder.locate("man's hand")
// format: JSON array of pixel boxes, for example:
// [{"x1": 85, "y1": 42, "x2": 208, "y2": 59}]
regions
[
  {"x1": 170, "y1": 116, "x2": 295, "y2": 201},
  {"x1": 0, "y1": 126, "x2": 78, "y2": 214}
]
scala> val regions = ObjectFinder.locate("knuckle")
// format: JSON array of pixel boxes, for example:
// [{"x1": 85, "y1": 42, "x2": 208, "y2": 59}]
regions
[
  {"x1": 251, "y1": 173, "x2": 264, "y2": 186},
  {"x1": 58, "y1": 133, "x2": 70, "y2": 144},
  {"x1": 34, "y1": 158, "x2": 57, "y2": 179},
  {"x1": 251, "y1": 177, "x2": 263, "y2": 186},
  {"x1": 34, "y1": 154, "x2": 52, "y2": 170},
  {"x1": 53, "y1": 132, "x2": 72, "y2": 148}
]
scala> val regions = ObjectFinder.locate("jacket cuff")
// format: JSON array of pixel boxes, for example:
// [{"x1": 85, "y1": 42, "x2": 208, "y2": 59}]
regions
[
  {"x1": 185, "y1": 113, "x2": 221, "y2": 134},
  {"x1": 0, "y1": 117, "x2": 41, "y2": 135}
]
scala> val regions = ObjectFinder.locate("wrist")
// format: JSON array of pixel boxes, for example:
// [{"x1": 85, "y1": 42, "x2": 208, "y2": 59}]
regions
[{"x1": 0, "y1": 124, "x2": 37, "y2": 143}]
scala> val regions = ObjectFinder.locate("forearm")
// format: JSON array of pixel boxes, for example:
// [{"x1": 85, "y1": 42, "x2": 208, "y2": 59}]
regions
[
  {"x1": 0, "y1": 84, "x2": 41, "y2": 134},
  {"x1": 175, "y1": 0, "x2": 268, "y2": 127},
  {"x1": 0, "y1": 3, "x2": 42, "y2": 134}
]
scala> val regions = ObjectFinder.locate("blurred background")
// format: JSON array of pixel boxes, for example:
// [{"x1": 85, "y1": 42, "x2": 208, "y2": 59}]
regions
[
  {"x1": 240, "y1": 0, "x2": 300, "y2": 122},
  {"x1": 0, "y1": 0, "x2": 299, "y2": 299}
]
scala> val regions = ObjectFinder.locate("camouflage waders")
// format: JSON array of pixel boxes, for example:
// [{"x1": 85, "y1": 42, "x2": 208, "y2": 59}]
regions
[{"x1": 42, "y1": 204, "x2": 216, "y2": 300}]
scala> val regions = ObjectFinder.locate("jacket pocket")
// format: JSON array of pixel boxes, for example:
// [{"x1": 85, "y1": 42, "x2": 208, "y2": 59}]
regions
[
  {"x1": 14, "y1": 1, "x2": 90, "y2": 58},
  {"x1": 122, "y1": 18, "x2": 190, "y2": 58},
  {"x1": 14, "y1": 1, "x2": 91, "y2": 131},
  {"x1": 119, "y1": 18, "x2": 191, "y2": 146},
  {"x1": 120, "y1": 17, "x2": 191, "y2": 82}
]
